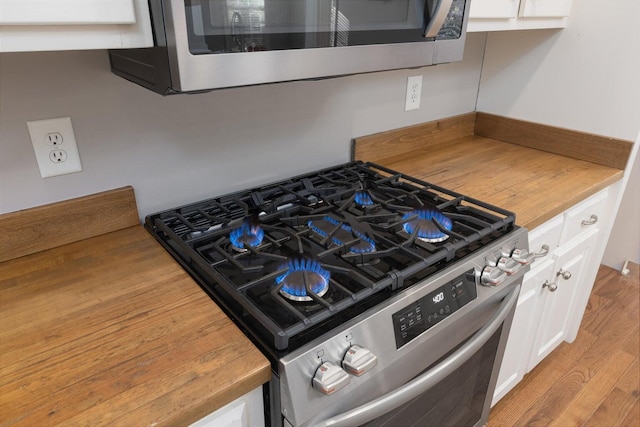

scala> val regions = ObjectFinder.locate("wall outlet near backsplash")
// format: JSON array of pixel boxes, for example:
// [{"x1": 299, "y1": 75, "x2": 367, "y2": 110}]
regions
[
  {"x1": 27, "y1": 117, "x2": 83, "y2": 178},
  {"x1": 405, "y1": 75, "x2": 423, "y2": 111}
]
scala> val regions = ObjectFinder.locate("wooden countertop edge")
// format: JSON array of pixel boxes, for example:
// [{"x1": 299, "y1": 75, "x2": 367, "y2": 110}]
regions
[
  {"x1": 0, "y1": 186, "x2": 140, "y2": 262},
  {"x1": 169, "y1": 367, "x2": 271, "y2": 427},
  {"x1": 511, "y1": 171, "x2": 623, "y2": 230}
]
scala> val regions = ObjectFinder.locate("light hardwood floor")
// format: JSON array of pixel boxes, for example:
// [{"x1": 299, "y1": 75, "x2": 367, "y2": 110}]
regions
[{"x1": 489, "y1": 262, "x2": 640, "y2": 427}]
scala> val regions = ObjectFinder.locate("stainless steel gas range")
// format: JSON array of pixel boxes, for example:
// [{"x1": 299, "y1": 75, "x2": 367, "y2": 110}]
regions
[{"x1": 145, "y1": 161, "x2": 532, "y2": 427}]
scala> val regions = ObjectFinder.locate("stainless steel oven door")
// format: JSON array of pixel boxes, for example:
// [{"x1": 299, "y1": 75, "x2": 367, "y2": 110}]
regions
[
  {"x1": 279, "y1": 277, "x2": 520, "y2": 427},
  {"x1": 314, "y1": 285, "x2": 518, "y2": 427}
]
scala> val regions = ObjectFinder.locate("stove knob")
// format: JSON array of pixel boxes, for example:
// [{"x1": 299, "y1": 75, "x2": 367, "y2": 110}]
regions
[
  {"x1": 312, "y1": 361, "x2": 350, "y2": 395},
  {"x1": 342, "y1": 345, "x2": 378, "y2": 376},
  {"x1": 511, "y1": 248, "x2": 535, "y2": 265},
  {"x1": 497, "y1": 256, "x2": 521, "y2": 275},
  {"x1": 480, "y1": 266, "x2": 507, "y2": 286}
]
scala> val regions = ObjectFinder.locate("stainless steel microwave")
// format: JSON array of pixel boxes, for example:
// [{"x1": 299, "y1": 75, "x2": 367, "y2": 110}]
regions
[{"x1": 109, "y1": 0, "x2": 470, "y2": 94}]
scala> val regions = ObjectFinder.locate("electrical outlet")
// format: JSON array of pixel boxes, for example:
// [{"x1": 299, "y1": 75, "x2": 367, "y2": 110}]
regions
[
  {"x1": 405, "y1": 75, "x2": 423, "y2": 111},
  {"x1": 27, "y1": 117, "x2": 82, "y2": 178}
]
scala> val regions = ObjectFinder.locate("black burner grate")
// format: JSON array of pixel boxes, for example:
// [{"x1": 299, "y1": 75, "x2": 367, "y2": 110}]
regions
[{"x1": 146, "y1": 161, "x2": 515, "y2": 351}]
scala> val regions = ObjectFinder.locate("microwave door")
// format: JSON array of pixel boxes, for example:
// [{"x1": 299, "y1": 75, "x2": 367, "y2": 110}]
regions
[{"x1": 424, "y1": 0, "x2": 454, "y2": 37}]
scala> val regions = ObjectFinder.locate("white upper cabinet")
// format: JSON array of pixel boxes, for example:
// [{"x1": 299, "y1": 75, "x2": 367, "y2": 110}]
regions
[
  {"x1": 520, "y1": 0, "x2": 574, "y2": 18},
  {"x1": 468, "y1": 0, "x2": 574, "y2": 32},
  {"x1": 0, "y1": 0, "x2": 152, "y2": 52},
  {"x1": 469, "y1": 0, "x2": 520, "y2": 19}
]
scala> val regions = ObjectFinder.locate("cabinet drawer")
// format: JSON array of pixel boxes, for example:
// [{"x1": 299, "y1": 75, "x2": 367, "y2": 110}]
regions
[
  {"x1": 528, "y1": 214, "x2": 563, "y2": 262},
  {"x1": 559, "y1": 189, "x2": 609, "y2": 246}
]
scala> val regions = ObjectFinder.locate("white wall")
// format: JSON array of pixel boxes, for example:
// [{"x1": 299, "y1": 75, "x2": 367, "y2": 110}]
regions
[
  {"x1": 477, "y1": 0, "x2": 640, "y2": 269},
  {"x1": 0, "y1": 33, "x2": 486, "y2": 219}
]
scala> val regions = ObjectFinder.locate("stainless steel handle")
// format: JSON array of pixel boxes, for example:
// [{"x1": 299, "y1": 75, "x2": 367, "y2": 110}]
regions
[
  {"x1": 581, "y1": 214, "x2": 598, "y2": 226},
  {"x1": 533, "y1": 244, "x2": 550, "y2": 258},
  {"x1": 542, "y1": 280, "x2": 557, "y2": 292},
  {"x1": 557, "y1": 269, "x2": 572, "y2": 280},
  {"x1": 313, "y1": 286, "x2": 519, "y2": 427},
  {"x1": 424, "y1": 0, "x2": 454, "y2": 38}
]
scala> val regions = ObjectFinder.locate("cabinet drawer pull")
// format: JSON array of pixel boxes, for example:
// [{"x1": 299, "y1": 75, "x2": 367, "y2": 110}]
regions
[
  {"x1": 557, "y1": 269, "x2": 572, "y2": 280},
  {"x1": 542, "y1": 280, "x2": 557, "y2": 292},
  {"x1": 533, "y1": 244, "x2": 550, "y2": 258},
  {"x1": 581, "y1": 214, "x2": 598, "y2": 226}
]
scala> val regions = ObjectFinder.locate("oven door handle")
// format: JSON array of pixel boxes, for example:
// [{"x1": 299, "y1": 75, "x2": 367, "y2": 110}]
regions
[{"x1": 313, "y1": 286, "x2": 519, "y2": 427}]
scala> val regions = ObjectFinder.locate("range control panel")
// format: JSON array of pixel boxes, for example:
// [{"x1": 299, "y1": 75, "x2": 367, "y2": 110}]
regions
[{"x1": 392, "y1": 272, "x2": 477, "y2": 349}]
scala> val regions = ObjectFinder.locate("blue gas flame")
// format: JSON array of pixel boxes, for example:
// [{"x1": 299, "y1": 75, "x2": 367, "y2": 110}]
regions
[
  {"x1": 276, "y1": 259, "x2": 330, "y2": 297},
  {"x1": 230, "y1": 223, "x2": 264, "y2": 249},
  {"x1": 354, "y1": 191, "x2": 374, "y2": 206},
  {"x1": 402, "y1": 209, "x2": 453, "y2": 240}
]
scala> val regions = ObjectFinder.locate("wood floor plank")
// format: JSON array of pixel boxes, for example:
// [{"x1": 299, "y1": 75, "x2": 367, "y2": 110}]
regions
[
  {"x1": 583, "y1": 388, "x2": 638, "y2": 427},
  {"x1": 615, "y1": 359, "x2": 640, "y2": 395},
  {"x1": 549, "y1": 349, "x2": 635, "y2": 426},
  {"x1": 621, "y1": 401, "x2": 640, "y2": 427},
  {"x1": 487, "y1": 329, "x2": 598, "y2": 426},
  {"x1": 489, "y1": 263, "x2": 640, "y2": 427}
]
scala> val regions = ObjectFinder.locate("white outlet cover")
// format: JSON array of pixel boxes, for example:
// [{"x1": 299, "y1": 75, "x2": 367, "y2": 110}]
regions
[
  {"x1": 405, "y1": 75, "x2": 423, "y2": 112},
  {"x1": 27, "y1": 117, "x2": 82, "y2": 178}
]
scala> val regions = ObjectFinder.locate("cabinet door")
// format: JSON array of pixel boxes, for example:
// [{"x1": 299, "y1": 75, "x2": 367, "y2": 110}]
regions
[
  {"x1": 0, "y1": 0, "x2": 135, "y2": 25},
  {"x1": 528, "y1": 228, "x2": 598, "y2": 370},
  {"x1": 519, "y1": 0, "x2": 573, "y2": 18},
  {"x1": 190, "y1": 386, "x2": 265, "y2": 427},
  {"x1": 0, "y1": 0, "x2": 152, "y2": 52},
  {"x1": 469, "y1": 0, "x2": 520, "y2": 19},
  {"x1": 492, "y1": 258, "x2": 553, "y2": 406}
]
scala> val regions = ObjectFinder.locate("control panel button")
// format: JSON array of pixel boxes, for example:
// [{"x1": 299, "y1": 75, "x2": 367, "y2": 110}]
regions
[
  {"x1": 511, "y1": 248, "x2": 535, "y2": 265},
  {"x1": 312, "y1": 361, "x2": 350, "y2": 395},
  {"x1": 497, "y1": 256, "x2": 521, "y2": 275},
  {"x1": 480, "y1": 266, "x2": 507, "y2": 286},
  {"x1": 342, "y1": 345, "x2": 378, "y2": 376}
]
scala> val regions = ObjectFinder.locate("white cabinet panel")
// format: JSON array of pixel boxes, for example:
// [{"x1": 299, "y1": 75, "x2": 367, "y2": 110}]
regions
[
  {"x1": 528, "y1": 213, "x2": 563, "y2": 256},
  {"x1": 467, "y1": 0, "x2": 573, "y2": 31},
  {"x1": 190, "y1": 386, "x2": 265, "y2": 427},
  {"x1": 0, "y1": 0, "x2": 151, "y2": 51},
  {"x1": 559, "y1": 188, "x2": 609, "y2": 246},
  {"x1": 528, "y1": 228, "x2": 598, "y2": 370},
  {"x1": 519, "y1": 0, "x2": 574, "y2": 18},
  {"x1": 469, "y1": 0, "x2": 519, "y2": 19},
  {"x1": 0, "y1": 0, "x2": 135, "y2": 25},
  {"x1": 492, "y1": 258, "x2": 553, "y2": 406}
]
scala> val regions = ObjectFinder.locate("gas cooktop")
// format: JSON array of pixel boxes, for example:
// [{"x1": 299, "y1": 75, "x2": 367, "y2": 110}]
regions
[{"x1": 145, "y1": 161, "x2": 516, "y2": 356}]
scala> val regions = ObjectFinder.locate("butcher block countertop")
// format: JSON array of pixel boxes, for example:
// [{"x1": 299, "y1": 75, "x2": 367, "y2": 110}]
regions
[
  {"x1": 1, "y1": 113, "x2": 633, "y2": 427},
  {"x1": 353, "y1": 112, "x2": 633, "y2": 230},
  {"x1": 0, "y1": 187, "x2": 271, "y2": 427}
]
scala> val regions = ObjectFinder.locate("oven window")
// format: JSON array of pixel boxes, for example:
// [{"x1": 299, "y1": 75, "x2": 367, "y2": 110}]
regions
[
  {"x1": 183, "y1": 0, "x2": 431, "y2": 54},
  {"x1": 361, "y1": 325, "x2": 502, "y2": 427}
]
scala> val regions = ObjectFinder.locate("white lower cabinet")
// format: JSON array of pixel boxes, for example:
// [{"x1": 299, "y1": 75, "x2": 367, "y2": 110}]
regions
[
  {"x1": 190, "y1": 386, "x2": 265, "y2": 427},
  {"x1": 527, "y1": 228, "x2": 598, "y2": 370},
  {"x1": 492, "y1": 187, "x2": 611, "y2": 406},
  {"x1": 492, "y1": 258, "x2": 553, "y2": 405}
]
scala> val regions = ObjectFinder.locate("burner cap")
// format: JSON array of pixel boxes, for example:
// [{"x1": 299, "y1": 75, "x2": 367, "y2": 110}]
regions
[
  {"x1": 402, "y1": 209, "x2": 453, "y2": 243},
  {"x1": 230, "y1": 223, "x2": 264, "y2": 251},
  {"x1": 354, "y1": 191, "x2": 374, "y2": 206},
  {"x1": 276, "y1": 259, "x2": 330, "y2": 302}
]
